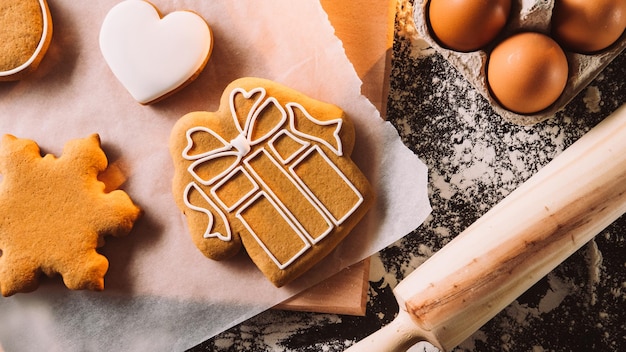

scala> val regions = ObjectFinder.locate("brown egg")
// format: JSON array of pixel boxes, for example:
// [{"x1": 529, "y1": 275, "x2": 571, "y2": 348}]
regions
[
  {"x1": 552, "y1": 0, "x2": 626, "y2": 53},
  {"x1": 428, "y1": 0, "x2": 511, "y2": 52},
  {"x1": 487, "y1": 32, "x2": 569, "y2": 114}
]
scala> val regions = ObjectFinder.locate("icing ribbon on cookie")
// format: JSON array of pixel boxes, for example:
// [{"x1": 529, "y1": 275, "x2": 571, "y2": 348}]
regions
[
  {"x1": 183, "y1": 182, "x2": 232, "y2": 241},
  {"x1": 183, "y1": 87, "x2": 343, "y2": 186}
]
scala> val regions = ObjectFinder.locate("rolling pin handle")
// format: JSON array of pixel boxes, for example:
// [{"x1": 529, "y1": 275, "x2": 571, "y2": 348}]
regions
[{"x1": 346, "y1": 309, "x2": 433, "y2": 352}]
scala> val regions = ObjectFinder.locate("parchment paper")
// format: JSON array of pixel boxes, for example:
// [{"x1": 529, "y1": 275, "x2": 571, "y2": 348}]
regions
[{"x1": 0, "y1": 1, "x2": 431, "y2": 351}]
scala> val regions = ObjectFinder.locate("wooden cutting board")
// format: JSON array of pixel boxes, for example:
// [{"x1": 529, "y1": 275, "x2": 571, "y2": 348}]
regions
[{"x1": 275, "y1": 0, "x2": 396, "y2": 316}]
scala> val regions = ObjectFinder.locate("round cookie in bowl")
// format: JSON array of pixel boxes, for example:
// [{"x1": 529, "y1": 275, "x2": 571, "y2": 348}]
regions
[{"x1": 0, "y1": 0, "x2": 53, "y2": 81}]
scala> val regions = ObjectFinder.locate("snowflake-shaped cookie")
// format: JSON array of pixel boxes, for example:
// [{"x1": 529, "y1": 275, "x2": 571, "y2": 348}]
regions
[{"x1": 0, "y1": 134, "x2": 141, "y2": 296}]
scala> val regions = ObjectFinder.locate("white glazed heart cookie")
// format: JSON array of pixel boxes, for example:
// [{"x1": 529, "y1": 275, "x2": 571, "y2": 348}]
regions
[
  {"x1": 99, "y1": 0, "x2": 213, "y2": 104},
  {"x1": 170, "y1": 77, "x2": 375, "y2": 287}
]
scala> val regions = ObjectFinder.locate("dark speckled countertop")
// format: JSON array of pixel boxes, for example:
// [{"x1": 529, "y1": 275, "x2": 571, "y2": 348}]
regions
[{"x1": 189, "y1": 5, "x2": 625, "y2": 352}]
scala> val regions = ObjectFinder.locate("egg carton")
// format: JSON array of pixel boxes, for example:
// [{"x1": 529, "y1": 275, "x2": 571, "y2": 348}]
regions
[{"x1": 413, "y1": 0, "x2": 626, "y2": 125}]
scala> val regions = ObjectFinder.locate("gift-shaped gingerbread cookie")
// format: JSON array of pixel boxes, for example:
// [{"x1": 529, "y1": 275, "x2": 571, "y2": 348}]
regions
[{"x1": 170, "y1": 77, "x2": 374, "y2": 286}]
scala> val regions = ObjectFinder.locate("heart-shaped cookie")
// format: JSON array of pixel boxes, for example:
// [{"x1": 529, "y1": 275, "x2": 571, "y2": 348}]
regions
[{"x1": 99, "y1": 0, "x2": 213, "y2": 104}]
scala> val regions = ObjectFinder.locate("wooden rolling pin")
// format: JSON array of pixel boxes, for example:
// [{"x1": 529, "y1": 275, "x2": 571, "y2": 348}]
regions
[{"x1": 347, "y1": 104, "x2": 626, "y2": 352}]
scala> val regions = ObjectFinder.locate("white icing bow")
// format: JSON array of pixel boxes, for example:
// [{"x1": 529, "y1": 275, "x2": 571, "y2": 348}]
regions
[{"x1": 183, "y1": 87, "x2": 343, "y2": 185}]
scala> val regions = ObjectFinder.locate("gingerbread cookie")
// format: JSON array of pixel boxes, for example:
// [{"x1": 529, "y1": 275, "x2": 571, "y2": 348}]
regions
[
  {"x1": 0, "y1": 0, "x2": 53, "y2": 81},
  {"x1": 0, "y1": 134, "x2": 141, "y2": 296},
  {"x1": 170, "y1": 77, "x2": 374, "y2": 287},
  {"x1": 99, "y1": 0, "x2": 213, "y2": 104}
]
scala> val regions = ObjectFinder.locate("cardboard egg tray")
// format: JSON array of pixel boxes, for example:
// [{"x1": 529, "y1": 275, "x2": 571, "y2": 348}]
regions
[{"x1": 413, "y1": 0, "x2": 626, "y2": 125}]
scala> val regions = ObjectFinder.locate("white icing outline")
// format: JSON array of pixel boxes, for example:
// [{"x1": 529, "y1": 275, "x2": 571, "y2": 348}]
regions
[
  {"x1": 210, "y1": 166, "x2": 259, "y2": 212},
  {"x1": 286, "y1": 102, "x2": 343, "y2": 157},
  {"x1": 229, "y1": 87, "x2": 266, "y2": 134},
  {"x1": 268, "y1": 130, "x2": 311, "y2": 164},
  {"x1": 183, "y1": 182, "x2": 231, "y2": 241},
  {"x1": 236, "y1": 191, "x2": 311, "y2": 270},
  {"x1": 182, "y1": 126, "x2": 231, "y2": 160},
  {"x1": 188, "y1": 150, "x2": 242, "y2": 186},
  {"x1": 244, "y1": 96, "x2": 287, "y2": 147},
  {"x1": 0, "y1": 0, "x2": 51, "y2": 77},
  {"x1": 186, "y1": 88, "x2": 288, "y2": 186},
  {"x1": 243, "y1": 148, "x2": 334, "y2": 244},
  {"x1": 180, "y1": 86, "x2": 366, "y2": 270},
  {"x1": 289, "y1": 145, "x2": 364, "y2": 225}
]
